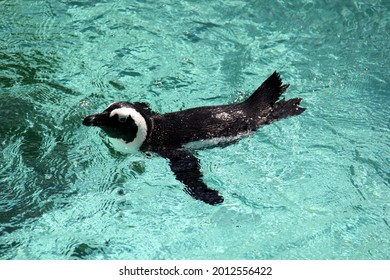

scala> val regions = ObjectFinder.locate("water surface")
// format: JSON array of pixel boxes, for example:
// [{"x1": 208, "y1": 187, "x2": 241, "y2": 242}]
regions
[{"x1": 0, "y1": 0, "x2": 389, "y2": 259}]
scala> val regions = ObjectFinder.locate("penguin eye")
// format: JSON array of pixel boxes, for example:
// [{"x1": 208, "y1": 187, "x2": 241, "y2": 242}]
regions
[{"x1": 118, "y1": 116, "x2": 127, "y2": 123}]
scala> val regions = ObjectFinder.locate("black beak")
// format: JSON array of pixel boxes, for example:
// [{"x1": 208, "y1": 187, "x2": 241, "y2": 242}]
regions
[{"x1": 82, "y1": 113, "x2": 108, "y2": 126}]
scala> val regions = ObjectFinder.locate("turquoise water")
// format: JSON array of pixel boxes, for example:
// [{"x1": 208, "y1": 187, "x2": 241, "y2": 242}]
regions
[{"x1": 0, "y1": 0, "x2": 389, "y2": 260}]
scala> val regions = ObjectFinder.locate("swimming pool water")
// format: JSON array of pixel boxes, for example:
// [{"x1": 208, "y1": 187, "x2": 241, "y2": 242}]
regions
[{"x1": 0, "y1": 0, "x2": 389, "y2": 259}]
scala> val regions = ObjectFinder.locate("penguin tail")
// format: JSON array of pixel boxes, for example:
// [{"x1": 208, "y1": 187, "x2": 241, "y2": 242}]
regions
[
  {"x1": 244, "y1": 71, "x2": 306, "y2": 122},
  {"x1": 244, "y1": 71, "x2": 289, "y2": 108}
]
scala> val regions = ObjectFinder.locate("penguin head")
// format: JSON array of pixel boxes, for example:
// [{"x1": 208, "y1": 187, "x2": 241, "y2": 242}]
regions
[{"x1": 83, "y1": 101, "x2": 148, "y2": 151}]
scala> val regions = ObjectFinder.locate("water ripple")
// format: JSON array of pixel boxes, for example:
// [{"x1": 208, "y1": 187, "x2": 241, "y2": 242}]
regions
[{"x1": 1, "y1": 0, "x2": 389, "y2": 260}]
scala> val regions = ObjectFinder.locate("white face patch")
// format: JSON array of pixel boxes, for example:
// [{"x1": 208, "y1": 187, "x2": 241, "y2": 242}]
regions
[
  {"x1": 110, "y1": 108, "x2": 129, "y2": 123},
  {"x1": 109, "y1": 107, "x2": 148, "y2": 153}
]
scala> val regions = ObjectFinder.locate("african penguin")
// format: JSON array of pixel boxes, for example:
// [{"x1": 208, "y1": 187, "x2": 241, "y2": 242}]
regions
[{"x1": 83, "y1": 72, "x2": 305, "y2": 205}]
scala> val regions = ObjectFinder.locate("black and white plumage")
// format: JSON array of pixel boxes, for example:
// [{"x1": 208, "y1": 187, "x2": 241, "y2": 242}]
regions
[{"x1": 82, "y1": 72, "x2": 305, "y2": 205}]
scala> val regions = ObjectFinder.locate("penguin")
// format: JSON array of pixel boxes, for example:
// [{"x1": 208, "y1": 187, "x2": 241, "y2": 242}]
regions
[{"x1": 82, "y1": 72, "x2": 305, "y2": 205}]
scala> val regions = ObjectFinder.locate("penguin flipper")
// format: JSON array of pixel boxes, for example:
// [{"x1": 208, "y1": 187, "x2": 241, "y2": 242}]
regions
[{"x1": 157, "y1": 149, "x2": 224, "y2": 205}]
